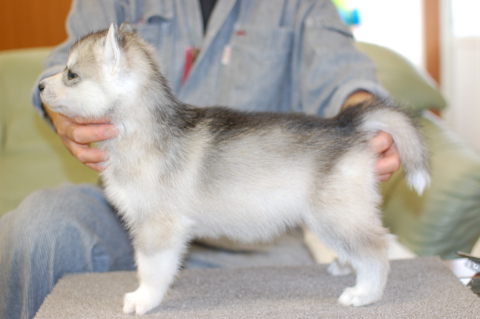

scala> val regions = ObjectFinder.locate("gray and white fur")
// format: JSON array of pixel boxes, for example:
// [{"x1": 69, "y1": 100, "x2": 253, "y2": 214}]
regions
[{"x1": 39, "y1": 23, "x2": 430, "y2": 315}]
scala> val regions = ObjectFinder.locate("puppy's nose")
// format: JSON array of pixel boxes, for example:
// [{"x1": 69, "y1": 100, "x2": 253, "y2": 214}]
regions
[{"x1": 38, "y1": 81, "x2": 45, "y2": 91}]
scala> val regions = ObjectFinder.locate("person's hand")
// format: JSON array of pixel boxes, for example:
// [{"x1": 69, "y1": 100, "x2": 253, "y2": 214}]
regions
[
  {"x1": 342, "y1": 91, "x2": 401, "y2": 182},
  {"x1": 44, "y1": 105, "x2": 118, "y2": 172},
  {"x1": 370, "y1": 131, "x2": 401, "y2": 182}
]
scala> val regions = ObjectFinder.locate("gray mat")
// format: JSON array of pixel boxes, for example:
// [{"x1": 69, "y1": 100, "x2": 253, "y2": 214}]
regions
[{"x1": 35, "y1": 257, "x2": 479, "y2": 318}]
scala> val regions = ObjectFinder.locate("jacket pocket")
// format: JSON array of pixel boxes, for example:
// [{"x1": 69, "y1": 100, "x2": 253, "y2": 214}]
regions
[
  {"x1": 219, "y1": 26, "x2": 294, "y2": 112},
  {"x1": 134, "y1": 18, "x2": 172, "y2": 52}
]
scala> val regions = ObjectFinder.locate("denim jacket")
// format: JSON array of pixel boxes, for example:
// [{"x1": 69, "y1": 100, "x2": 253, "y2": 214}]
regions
[{"x1": 31, "y1": 0, "x2": 388, "y2": 120}]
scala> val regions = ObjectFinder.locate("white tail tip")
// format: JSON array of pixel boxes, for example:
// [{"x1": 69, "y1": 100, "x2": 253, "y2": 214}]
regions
[{"x1": 407, "y1": 171, "x2": 431, "y2": 195}]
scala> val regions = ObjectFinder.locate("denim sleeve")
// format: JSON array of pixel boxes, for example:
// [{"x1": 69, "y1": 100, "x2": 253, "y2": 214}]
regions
[
  {"x1": 293, "y1": 1, "x2": 389, "y2": 117},
  {"x1": 30, "y1": 0, "x2": 127, "y2": 121}
]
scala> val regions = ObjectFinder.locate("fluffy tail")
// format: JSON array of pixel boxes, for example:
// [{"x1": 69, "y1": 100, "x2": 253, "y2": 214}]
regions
[{"x1": 355, "y1": 100, "x2": 431, "y2": 195}]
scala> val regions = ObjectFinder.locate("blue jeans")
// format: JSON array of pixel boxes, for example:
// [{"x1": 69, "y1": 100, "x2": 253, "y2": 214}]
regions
[
  {"x1": 0, "y1": 184, "x2": 135, "y2": 319},
  {"x1": 0, "y1": 184, "x2": 314, "y2": 319}
]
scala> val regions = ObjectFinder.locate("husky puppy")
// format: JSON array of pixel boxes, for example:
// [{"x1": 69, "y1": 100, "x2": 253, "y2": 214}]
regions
[{"x1": 39, "y1": 23, "x2": 430, "y2": 315}]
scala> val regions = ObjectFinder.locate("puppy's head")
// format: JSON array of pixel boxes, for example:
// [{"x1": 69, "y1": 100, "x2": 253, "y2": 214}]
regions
[{"x1": 39, "y1": 23, "x2": 138, "y2": 119}]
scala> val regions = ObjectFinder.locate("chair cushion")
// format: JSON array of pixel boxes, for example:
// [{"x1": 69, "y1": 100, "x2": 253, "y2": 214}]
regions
[
  {"x1": 355, "y1": 42, "x2": 447, "y2": 114},
  {"x1": 0, "y1": 48, "x2": 98, "y2": 217},
  {"x1": 381, "y1": 113, "x2": 480, "y2": 258}
]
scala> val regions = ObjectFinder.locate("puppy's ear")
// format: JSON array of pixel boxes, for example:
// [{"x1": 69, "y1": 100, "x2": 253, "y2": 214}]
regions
[
  {"x1": 104, "y1": 23, "x2": 122, "y2": 75},
  {"x1": 120, "y1": 22, "x2": 134, "y2": 34}
]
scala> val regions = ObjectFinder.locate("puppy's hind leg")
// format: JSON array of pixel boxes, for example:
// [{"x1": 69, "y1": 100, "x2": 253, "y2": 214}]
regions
[
  {"x1": 307, "y1": 205, "x2": 389, "y2": 306},
  {"x1": 306, "y1": 159, "x2": 389, "y2": 306},
  {"x1": 123, "y1": 215, "x2": 191, "y2": 315},
  {"x1": 336, "y1": 241, "x2": 389, "y2": 307}
]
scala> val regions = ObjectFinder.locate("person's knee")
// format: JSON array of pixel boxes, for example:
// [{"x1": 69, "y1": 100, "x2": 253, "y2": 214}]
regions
[{"x1": 2, "y1": 183, "x2": 107, "y2": 242}]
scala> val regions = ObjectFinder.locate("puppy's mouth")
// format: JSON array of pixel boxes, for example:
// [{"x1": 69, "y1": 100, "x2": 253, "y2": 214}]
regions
[
  {"x1": 42, "y1": 103, "x2": 66, "y2": 117},
  {"x1": 40, "y1": 92, "x2": 59, "y2": 110}
]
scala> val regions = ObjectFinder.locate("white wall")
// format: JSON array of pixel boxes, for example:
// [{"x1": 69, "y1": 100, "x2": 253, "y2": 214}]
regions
[
  {"x1": 441, "y1": 0, "x2": 480, "y2": 152},
  {"x1": 351, "y1": 0, "x2": 424, "y2": 69}
]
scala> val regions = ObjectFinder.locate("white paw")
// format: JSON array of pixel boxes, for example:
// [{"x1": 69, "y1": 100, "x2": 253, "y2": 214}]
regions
[
  {"x1": 338, "y1": 286, "x2": 381, "y2": 307},
  {"x1": 327, "y1": 259, "x2": 354, "y2": 276},
  {"x1": 123, "y1": 287, "x2": 163, "y2": 315}
]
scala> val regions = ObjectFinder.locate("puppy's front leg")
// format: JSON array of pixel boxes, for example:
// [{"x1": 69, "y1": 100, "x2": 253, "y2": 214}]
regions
[
  {"x1": 123, "y1": 217, "x2": 190, "y2": 315},
  {"x1": 123, "y1": 249, "x2": 181, "y2": 315}
]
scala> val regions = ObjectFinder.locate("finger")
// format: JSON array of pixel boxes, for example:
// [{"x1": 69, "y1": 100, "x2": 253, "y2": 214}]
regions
[
  {"x1": 62, "y1": 138, "x2": 108, "y2": 164},
  {"x1": 48, "y1": 110, "x2": 116, "y2": 144},
  {"x1": 377, "y1": 173, "x2": 393, "y2": 182},
  {"x1": 71, "y1": 116, "x2": 112, "y2": 125},
  {"x1": 85, "y1": 162, "x2": 106, "y2": 172},
  {"x1": 65, "y1": 123, "x2": 118, "y2": 144},
  {"x1": 370, "y1": 131, "x2": 394, "y2": 154},
  {"x1": 47, "y1": 110, "x2": 72, "y2": 132},
  {"x1": 375, "y1": 153, "x2": 401, "y2": 176}
]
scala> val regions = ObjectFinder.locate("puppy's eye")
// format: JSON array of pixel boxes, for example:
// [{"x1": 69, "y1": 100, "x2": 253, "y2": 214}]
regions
[{"x1": 67, "y1": 70, "x2": 78, "y2": 80}]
